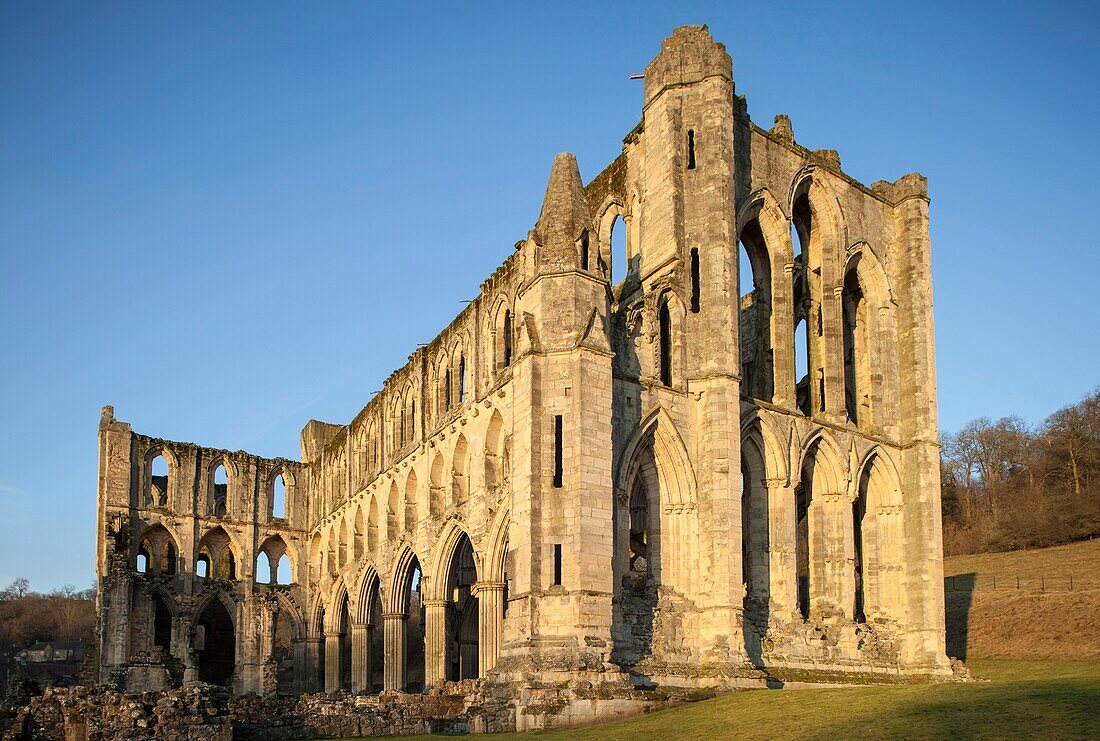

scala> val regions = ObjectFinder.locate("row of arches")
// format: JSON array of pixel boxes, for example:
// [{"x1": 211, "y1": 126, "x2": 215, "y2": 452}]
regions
[
  {"x1": 134, "y1": 524, "x2": 295, "y2": 586},
  {"x1": 612, "y1": 410, "x2": 907, "y2": 670},
  {"x1": 126, "y1": 586, "x2": 261, "y2": 689},
  {"x1": 317, "y1": 410, "x2": 508, "y2": 579},
  {"x1": 739, "y1": 419, "x2": 906, "y2": 630},
  {"x1": 139, "y1": 448, "x2": 290, "y2": 521},
  {"x1": 311, "y1": 518, "x2": 510, "y2": 694},
  {"x1": 737, "y1": 174, "x2": 898, "y2": 430}
]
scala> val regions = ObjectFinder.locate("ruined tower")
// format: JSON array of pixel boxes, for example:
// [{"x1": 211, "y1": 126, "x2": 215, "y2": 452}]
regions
[{"x1": 96, "y1": 26, "x2": 950, "y2": 730}]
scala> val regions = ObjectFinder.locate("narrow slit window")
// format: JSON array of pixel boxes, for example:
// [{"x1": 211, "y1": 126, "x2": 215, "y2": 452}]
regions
[
  {"x1": 659, "y1": 301, "x2": 672, "y2": 386},
  {"x1": 502, "y1": 310, "x2": 513, "y2": 367},
  {"x1": 552, "y1": 415, "x2": 563, "y2": 488},
  {"x1": 690, "y1": 248, "x2": 700, "y2": 313},
  {"x1": 580, "y1": 230, "x2": 590, "y2": 271},
  {"x1": 687, "y1": 130, "x2": 696, "y2": 170},
  {"x1": 553, "y1": 544, "x2": 562, "y2": 586}
]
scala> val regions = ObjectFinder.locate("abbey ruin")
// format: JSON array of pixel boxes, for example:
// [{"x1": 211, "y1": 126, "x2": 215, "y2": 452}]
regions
[{"x1": 94, "y1": 26, "x2": 950, "y2": 731}]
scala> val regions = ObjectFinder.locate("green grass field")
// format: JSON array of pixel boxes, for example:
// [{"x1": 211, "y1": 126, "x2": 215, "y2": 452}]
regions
[{"x1": 335, "y1": 661, "x2": 1098, "y2": 741}]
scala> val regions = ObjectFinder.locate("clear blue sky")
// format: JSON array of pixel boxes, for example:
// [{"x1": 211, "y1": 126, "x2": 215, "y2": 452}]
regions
[{"x1": 2, "y1": 2, "x2": 1097, "y2": 591}]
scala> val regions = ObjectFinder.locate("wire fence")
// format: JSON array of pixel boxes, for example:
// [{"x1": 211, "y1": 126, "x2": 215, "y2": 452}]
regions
[{"x1": 943, "y1": 574, "x2": 1099, "y2": 593}]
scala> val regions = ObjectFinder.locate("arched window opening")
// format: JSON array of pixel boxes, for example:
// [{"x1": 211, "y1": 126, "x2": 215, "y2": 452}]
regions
[
  {"x1": 690, "y1": 248, "x2": 701, "y2": 313},
  {"x1": 334, "y1": 592, "x2": 352, "y2": 691},
  {"x1": 394, "y1": 556, "x2": 425, "y2": 692},
  {"x1": 194, "y1": 599, "x2": 235, "y2": 685},
  {"x1": 658, "y1": 300, "x2": 672, "y2": 387},
  {"x1": 272, "y1": 474, "x2": 286, "y2": 520},
  {"x1": 687, "y1": 129, "x2": 696, "y2": 170},
  {"x1": 136, "y1": 549, "x2": 149, "y2": 574},
  {"x1": 444, "y1": 368, "x2": 452, "y2": 411},
  {"x1": 445, "y1": 534, "x2": 480, "y2": 681},
  {"x1": 611, "y1": 215, "x2": 627, "y2": 285},
  {"x1": 163, "y1": 541, "x2": 177, "y2": 575},
  {"x1": 739, "y1": 219, "x2": 774, "y2": 402},
  {"x1": 153, "y1": 593, "x2": 172, "y2": 651},
  {"x1": 358, "y1": 578, "x2": 383, "y2": 694},
  {"x1": 212, "y1": 463, "x2": 228, "y2": 518},
  {"x1": 579, "y1": 229, "x2": 590, "y2": 271},
  {"x1": 502, "y1": 310, "x2": 513, "y2": 368},
  {"x1": 843, "y1": 264, "x2": 868, "y2": 426},
  {"x1": 150, "y1": 454, "x2": 168, "y2": 507},
  {"x1": 256, "y1": 552, "x2": 272, "y2": 584},
  {"x1": 791, "y1": 192, "x2": 823, "y2": 416},
  {"x1": 794, "y1": 318, "x2": 810, "y2": 415},
  {"x1": 196, "y1": 554, "x2": 210, "y2": 579},
  {"x1": 276, "y1": 554, "x2": 292, "y2": 585}
]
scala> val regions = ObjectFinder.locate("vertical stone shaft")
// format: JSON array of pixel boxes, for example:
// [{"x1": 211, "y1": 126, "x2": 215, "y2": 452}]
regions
[
  {"x1": 350, "y1": 623, "x2": 369, "y2": 693},
  {"x1": 476, "y1": 582, "x2": 504, "y2": 675},
  {"x1": 766, "y1": 479, "x2": 798, "y2": 619},
  {"x1": 382, "y1": 613, "x2": 407, "y2": 691},
  {"x1": 422, "y1": 600, "x2": 448, "y2": 687},
  {"x1": 324, "y1": 632, "x2": 343, "y2": 692}
]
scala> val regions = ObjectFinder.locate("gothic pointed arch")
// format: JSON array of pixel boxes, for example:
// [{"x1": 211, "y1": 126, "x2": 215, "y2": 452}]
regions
[
  {"x1": 353, "y1": 564, "x2": 382, "y2": 625},
  {"x1": 386, "y1": 544, "x2": 423, "y2": 615},
  {"x1": 426, "y1": 519, "x2": 482, "y2": 601},
  {"x1": 615, "y1": 407, "x2": 697, "y2": 509}
]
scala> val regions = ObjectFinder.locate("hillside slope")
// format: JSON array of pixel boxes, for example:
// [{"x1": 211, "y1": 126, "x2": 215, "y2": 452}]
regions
[{"x1": 943, "y1": 539, "x2": 1100, "y2": 660}]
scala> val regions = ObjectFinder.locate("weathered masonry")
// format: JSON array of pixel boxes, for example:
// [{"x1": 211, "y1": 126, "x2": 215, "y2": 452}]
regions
[{"x1": 95, "y1": 26, "x2": 950, "y2": 729}]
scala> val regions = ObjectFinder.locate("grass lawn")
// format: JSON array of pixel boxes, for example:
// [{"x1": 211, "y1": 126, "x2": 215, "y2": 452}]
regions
[{"x1": 338, "y1": 661, "x2": 1099, "y2": 740}]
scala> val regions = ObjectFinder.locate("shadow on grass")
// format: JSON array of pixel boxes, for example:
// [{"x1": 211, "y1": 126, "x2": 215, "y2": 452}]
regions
[{"x1": 945, "y1": 571, "x2": 976, "y2": 660}]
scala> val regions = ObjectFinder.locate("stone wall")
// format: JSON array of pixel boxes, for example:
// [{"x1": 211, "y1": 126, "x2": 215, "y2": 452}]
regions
[{"x1": 2, "y1": 682, "x2": 502, "y2": 741}]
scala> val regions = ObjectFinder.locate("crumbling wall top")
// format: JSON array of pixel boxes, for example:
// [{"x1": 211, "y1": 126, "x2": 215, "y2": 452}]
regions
[{"x1": 644, "y1": 25, "x2": 732, "y2": 107}]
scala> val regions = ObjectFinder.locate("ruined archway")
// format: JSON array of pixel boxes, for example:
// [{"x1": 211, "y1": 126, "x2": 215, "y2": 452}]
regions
[{"x1": 194, "y1": 596, "x2": 235, "y2": 686}]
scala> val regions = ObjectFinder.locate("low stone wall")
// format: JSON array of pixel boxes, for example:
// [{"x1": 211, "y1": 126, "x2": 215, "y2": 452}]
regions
[{"x1": 1, "y1": 681, "x2": 514, "y2": 741}]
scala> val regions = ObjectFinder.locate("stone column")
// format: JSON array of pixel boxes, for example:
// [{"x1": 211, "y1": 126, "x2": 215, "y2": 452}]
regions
[
  {"x1": 422, "y1": 600, "x2": 449, "y2": 687},
  {"x1": 818, "y1": 491, "x2": 855, "y2": 620},
  {"x1": 350, "y1": 623, "x2": 371, "y2": 693},
  {"x1": 382, "y1": 612, "x2": 407, "y2": 691},
  {"x1": 765, "y1": 478, "x2": 798, "y2": 620},
  {"x1": 772, "y1": 261, "x2": 797, "y2": 409},
  {"x1": 823, "y1": 285, "x2": 846, "y2": 420},
  {"x1": 475, "y1": 582, "x2": 504, "y2": 676},
  {"x1": 303, "y1": 637, "x2": 323, "y2": 693},
  {"x1": 324, "y1": 631, "x2": 344, "y2": 692}
]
